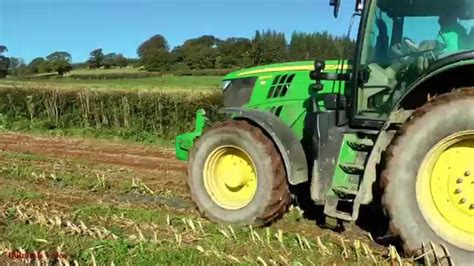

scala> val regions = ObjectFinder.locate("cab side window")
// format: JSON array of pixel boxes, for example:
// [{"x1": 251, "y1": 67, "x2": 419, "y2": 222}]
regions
[{"x1": 367, "y1": 9, "x2": 393, "y2": 66}]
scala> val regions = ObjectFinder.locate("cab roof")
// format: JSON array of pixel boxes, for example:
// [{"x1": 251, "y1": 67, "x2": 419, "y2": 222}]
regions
[{"x1": 380, "y1": 0, "x2": 474, "y2": 19}]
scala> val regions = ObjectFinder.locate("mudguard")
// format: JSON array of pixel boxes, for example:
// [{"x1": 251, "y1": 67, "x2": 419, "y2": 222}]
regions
[{"x1": 220, "y1": 108, "x2": 309, "y2": 185}]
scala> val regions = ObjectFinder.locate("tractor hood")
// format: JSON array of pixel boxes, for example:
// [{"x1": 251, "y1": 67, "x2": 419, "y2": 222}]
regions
[
  {"x1": 224, "y1": 61, "x2": 314, "y2": 80},
  {"x1": 224, "y1": 60, "x2": 351, "y2": 80},
  {"x1": 221, "y1": 60, "x2": 351, "y2": 109}
]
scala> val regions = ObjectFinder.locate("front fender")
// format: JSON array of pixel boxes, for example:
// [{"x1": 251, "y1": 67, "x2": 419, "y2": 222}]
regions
[{"x1": 220, "y1": 108, "x2": 309, "y2": 186}]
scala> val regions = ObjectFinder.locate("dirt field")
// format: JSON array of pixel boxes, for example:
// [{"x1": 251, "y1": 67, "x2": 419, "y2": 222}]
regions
[{"x1": 0, "y1": 133, "x2": 404, "y2": 265}]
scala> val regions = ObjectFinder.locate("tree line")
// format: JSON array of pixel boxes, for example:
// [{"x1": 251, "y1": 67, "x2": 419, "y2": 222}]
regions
[
  {"x1": 0, "y1": 49, "x2": 73, "y2": 77},
  {"x1": 0, "y1": 30, "x2": 354, "y2": 77},
  {"x1": 137, "y1": 30, "x2": 355, "y2": 72}
]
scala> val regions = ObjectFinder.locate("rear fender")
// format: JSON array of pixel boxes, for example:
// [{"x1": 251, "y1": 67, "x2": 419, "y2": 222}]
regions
[{"x1": 220, "y1": 108, "x2": 309, "y2": 185}]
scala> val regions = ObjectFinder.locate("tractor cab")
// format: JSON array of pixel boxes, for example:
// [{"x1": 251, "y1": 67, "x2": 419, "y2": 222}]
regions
[{"x1": 326, "y1": 0, "x2": 474, "y2": 124}]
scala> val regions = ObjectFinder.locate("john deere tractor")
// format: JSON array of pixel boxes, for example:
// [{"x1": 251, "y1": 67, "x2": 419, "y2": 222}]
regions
[{"x1": 176, "y1": 0, "x2": 474, "y2": 264}]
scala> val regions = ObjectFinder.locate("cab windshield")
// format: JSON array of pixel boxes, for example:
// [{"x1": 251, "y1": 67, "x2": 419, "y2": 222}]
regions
[{"x1": 357, "y1": 0, "x2": 474, "y2": 119}]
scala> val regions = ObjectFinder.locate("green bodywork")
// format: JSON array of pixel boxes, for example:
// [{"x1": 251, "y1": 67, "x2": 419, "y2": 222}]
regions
[
  {"x1": 175, "y1": 59, "x2": 363, "y2": 220},
  {"x1": 175, "y1": 59, "x2": 351, "y2": 160},
  {"x1": 175, "y1": 109, "x2": 207, "y2": 161}
]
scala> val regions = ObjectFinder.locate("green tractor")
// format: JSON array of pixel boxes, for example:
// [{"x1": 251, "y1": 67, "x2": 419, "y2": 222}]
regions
[{"x1": 176, "y1": 0, "x2": 474, "y2": 264}]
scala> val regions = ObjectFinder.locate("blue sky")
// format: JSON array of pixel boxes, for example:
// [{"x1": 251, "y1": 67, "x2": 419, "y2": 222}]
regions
[{"x1": 0, "y1": 0, "x2": 357, "y2": 63}]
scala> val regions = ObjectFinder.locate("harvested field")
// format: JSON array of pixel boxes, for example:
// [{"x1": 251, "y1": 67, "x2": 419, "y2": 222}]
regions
[{"x1": 0, "y1": 132, "x2": 409, "y2": 265}]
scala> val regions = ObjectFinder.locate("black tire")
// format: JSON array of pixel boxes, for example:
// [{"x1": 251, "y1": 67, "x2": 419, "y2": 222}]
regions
[
  {"x1": 381, "y1": 90, "x2": 474, "y2": 265},
  {"x1": 188, "y1": 119, "x2": 291, "y2": 226}
]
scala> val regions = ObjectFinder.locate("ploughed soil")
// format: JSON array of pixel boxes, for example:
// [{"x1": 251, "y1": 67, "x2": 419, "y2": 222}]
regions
[{"x1": 0, "y1": 133, "x2": 186, "y2": 172}]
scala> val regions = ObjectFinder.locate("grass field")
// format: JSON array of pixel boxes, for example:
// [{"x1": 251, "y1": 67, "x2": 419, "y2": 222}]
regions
[
  {"x1": 0, "y1": 76, "x2": 221, "y2": 92},
  {"x1": 67, "y1": 67, "x2": 144, "y2": 75},
  {"x1": 0, "y1": 133, "x2": 410, "y2": 265}
]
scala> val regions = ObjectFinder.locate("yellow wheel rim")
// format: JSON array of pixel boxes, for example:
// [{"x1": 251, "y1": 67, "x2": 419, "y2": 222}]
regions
[
  {"x1": 417, "y1": 130, "x2": 474, "y2": 250},
  {"x1": 203, "y1": 145, "x2": 258, "y2": 210}
]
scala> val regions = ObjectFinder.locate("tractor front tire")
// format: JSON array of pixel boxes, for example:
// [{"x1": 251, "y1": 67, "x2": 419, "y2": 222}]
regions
[
  {"x1": 381, "y1": 90, "x2": 474, "y2": 265},
  {"x1": 188, "y1": 120, "x2": 291, "y2": 226}
]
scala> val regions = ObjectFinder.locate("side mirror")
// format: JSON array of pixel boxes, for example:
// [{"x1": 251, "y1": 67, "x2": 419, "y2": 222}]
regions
[
  {"x1": 314, "y1": 59, "x2": 326, "y2": 72},
  {"x1": 310, "y1": 58, "x2": 352, "y2": 83},
  {"x1": 355, "y1": 0, "x2": 364, "y2": 13},
  {"x1": 330, "y1": 0, "x2": 341, "y2": 18},
  {"x1": 310, "y1": 59, "x2": 326, "y2": 91}
]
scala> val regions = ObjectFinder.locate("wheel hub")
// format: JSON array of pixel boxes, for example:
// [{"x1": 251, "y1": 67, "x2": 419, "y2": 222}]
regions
[
  {"x1": 417, "y1": 130, "x2": 474, "y2": 250},
  {"x1": 450, "y1": 170, "x2": 474, "y2": 215},
  {"x1": 223, "y1": 158, "x2": 251, "y2": 189},
  {"x1": 203, "y1": 145, "x2": 257, "y2": 210}
]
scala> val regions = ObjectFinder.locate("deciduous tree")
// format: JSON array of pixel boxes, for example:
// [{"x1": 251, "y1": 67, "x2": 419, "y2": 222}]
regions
[
  {"x1": 137, "y1": 34, "x2": 173, "y2": 71},
  {"x1": 8, "y1": 57, "x2": 27, "y2": 76},
  {"x1": 217, "y1": 38, "x2": 252, "y2": 68},
  {"x1": 46, "y1": 51, "x2": 72, "y2": 75},
  {"x1": 87, "y1": 48, "x2": 104, "y2": 69},
  {"x1": 27, "y1": 57, "x2": 46, "y2": 74},
  {"x1": 0, "y1": 45, "x2": 9, "y2": 78},
  {"x1": 180, "y1": 35, "x2": 220, "y2": 70}
]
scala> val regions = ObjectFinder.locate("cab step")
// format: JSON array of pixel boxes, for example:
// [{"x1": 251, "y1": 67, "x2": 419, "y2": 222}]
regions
[
  {"x1": 339, "y1": 163, "x2": 365, "y2": 175},
  {"x1": 324, "y1": 196, "x2": 354, "y2": 221},
  {"x1": 333, "y1": 186, "x2": 359, "y2": 197},
  {"x1": 323, "y1": 133, "x2": 376, "y2": 222},
  {"x1": 347, "y1": 138, "x2": 374, "y2": 151}
]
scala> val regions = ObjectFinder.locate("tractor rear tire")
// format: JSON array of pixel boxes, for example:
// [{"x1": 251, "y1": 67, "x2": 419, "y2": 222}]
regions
[
  {"x1": 188, "y1": 119, "x2": 291, "y2": 226},
  {"x1": 381, "y1": 90, "x2": 474, "y2": 265}
]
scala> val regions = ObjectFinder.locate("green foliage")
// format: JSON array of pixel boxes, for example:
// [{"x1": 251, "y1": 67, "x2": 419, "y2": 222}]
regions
[
  {"x1": 0, "y1": 57, "x2": 10, "y2": 78},
  {"x1": 38, "y1": 61, "x2": 54, "y2": 74},
  {"x1": 8, "y1": 57, "x2": 29, "y2": 77},
  {"x1": 2, "y1": 75, "x2": 222, "y2": 92},
  {"x1": 171, "y1": 69, "x2": 231, "y2": 77},
  {"x1": 251, "y1": 30, "x2": 288, "y2": 65},
  {"x1": 142, "y1": 50, "x2": 175, "y2": 72},
  {"x1": 131, "y1": 31, "x2": 355, "y2": 73},
  {"x1": 27, "y1": 57, "x2": 46, "y2": 74},
  {"x1": 216, "y1": 38, "x2": 252, "y2": 68},
  {"x1": 137, "y1": 34, "x2": 173, "y2": 72},
  {"x1": 10, "y1": 30, "x2": 356, "y2": 79},
  {"x1": 176, "y1": 35, "x2": 220, "y2": 70},
  {"x1": 170, "y1": 62, "x2": 190, "y2": 72},
  {"x1": 289, "y1": 31, "x2": 355, "y2": 61},
  {"x1": 0, "y1": 63, "x2": 8, "y2": 78},
  {"x1": 0, "y1": 85, "x2": 223, "y2": 141},
  {"x1": 46, "y1": 51, "x2": 73, "y2": 75},
  {"x1": 87, "y1": 48, "x2": 105, "y2": 69},
  {"x1": 137, "y1": 34, "x2": 169, "y2": 58},
  {"x1": 0, "y1": 187, "x2": 44, "y2": 201},
  {"x1": 113, "y1": 54, "x2": 128, "y2": 68},
  {"x1": 0, "y1": 45, "x2": 9, "y2": 78},
  {"x1": 68, "y1": 72, "x2": 161, "y2": 80},
  {"x1": 103, "y1": 53, "x2": 117, "y2": 69},
  {"x1": 65, "y1": 69, "x2": 230, "y2": 80},
  {"x1": 250, "y1": 31, "x2": 264, "y2": 65},
  {"x1": 88, "y1": 49, "x2": 129, "y2": 70}
]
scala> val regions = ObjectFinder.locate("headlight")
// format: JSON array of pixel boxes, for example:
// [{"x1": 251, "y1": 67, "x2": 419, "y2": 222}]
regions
[{"x1": 222, "y1": 80, "x2": 232, "y2": 91}]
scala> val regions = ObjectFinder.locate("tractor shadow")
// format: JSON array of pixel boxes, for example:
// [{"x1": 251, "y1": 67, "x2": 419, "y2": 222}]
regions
[{"x1": 291, "y1": 182, "x2": 401, "y2": 248}]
